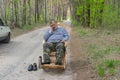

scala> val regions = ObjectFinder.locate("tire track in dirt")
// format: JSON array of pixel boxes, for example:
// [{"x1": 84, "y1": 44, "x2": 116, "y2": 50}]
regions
[{"x1": 68, "y1": 24, "x2": 98, "y2": 80}]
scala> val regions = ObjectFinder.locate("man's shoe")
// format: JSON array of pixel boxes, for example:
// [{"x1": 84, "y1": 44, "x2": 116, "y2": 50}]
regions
[
  {"x1": 55, "y1": 61, "x2": 62, "y2": 65},
  {"x1": 33, "y1": 63, "x2": 37, "y2": 71},
  {"x1": 43, "y1": 61, "x2": 51, "y2": 64},
  {"x1": 28, "y1": 64, "x2": 33, "y2": 71},
  {"x1": 55, "y1": 58, "x2": 62, "y2": 65},
  {"x1": 43, "y1": 54, "x2": 51, "y2": 64}
]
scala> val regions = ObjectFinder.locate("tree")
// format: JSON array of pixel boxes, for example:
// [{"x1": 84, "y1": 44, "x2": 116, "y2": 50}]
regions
[
  {"x1": 22, "y1": 0, "x2": 26, "y2": 26},
  {"x1": 28, "y1": 0, "x2": 31, "y2": 25},
  {"x1": 0, "y1": 0, "x2": 69, "y2": 28}
]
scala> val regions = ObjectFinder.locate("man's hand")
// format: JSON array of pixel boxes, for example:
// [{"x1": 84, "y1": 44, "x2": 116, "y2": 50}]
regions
[
  {"x1": 61, "y1": 40, "x2": 66, "y2": 43},
  {"x1": 61, "y1": 40, "x2": 67, "y2": 47},
  {"x1": 42, "y1": 40, "x2": 45, "y2": 44},
  {"x1": 49, "y1": 27, "x2": 54, "y2": 33}
]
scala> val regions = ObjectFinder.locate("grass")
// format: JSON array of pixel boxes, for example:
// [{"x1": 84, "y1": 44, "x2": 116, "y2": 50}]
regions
[
  {"x1": 78, "y1": 29, "x2": 87, "y2": 37},
  {"x1": 73, "y1": 26, "x2": 120, "y2": 79},
  {"x1": 11, "y1": 23, "x2": 46, "y2": 38},
  {"x1": 87, "y1": 44, "x2": 120, "y2": 76},
  {"x1": 87, "y1": 45, "x2": 120, "y2": 78},
  {"x1": 98, "y1": 60, "x2": 120, "y2": 77},
  {"x1": 109, "y1": 68, "x2": 115, "y2": 75},
  {"x1": 87, "y1": 45, "x2": 112, "y2": 60},
  {"x1": 22, "y1": 23, "x2": 45, "y2": 30},
  {"x1": 98, "y1": 66, "x2": 105, "y2": 77},
  {"x1": 74, "y1": 26, "x2": 91, "y2": 37}
]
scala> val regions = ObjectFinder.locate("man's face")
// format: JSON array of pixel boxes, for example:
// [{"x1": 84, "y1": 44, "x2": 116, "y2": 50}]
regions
[{"x1": 50, "y1": 21, "x2": 57, "y2": 29}]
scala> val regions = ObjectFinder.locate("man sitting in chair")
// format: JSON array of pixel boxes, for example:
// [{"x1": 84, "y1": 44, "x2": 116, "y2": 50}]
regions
[{"x1": 43, "y1": 19, "x2": 69, "y2": 65}]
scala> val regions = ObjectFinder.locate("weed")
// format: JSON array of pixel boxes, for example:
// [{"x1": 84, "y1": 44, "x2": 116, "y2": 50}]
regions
[
  {"x1": 97, "y1": 60, "x2": 120, "y2": 77},
  {"x1": 98, "y1": 66, "x2": 105, "y2": 77},
  {"x1": 105, "y1": 60, "x2": 115, "y2": 68},
  {"x1": 109, "y1": 68, "x2": 115, "y2": 75},
  {"x1": 87, "y1": 44, "x2": 120, "y2": 77},
  {"x1": 79, "y1": 29, "x2": 87, "y2": 37}
]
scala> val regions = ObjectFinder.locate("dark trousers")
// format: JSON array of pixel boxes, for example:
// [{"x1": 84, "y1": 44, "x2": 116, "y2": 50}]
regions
[{"x1": 43, "y1": 42, "x2": 65, "y2": 63}]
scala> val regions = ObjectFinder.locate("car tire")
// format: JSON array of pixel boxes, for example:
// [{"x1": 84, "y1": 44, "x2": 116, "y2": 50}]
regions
[{"x1": 3, "y1": 33, "x2": 11, "y2": 43}]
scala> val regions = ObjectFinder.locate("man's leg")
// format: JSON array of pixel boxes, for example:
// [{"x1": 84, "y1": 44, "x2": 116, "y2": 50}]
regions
[
  {"x1": 56, "y1": 43, "x2": 65, "y2": 65},
  {"x1": 43, "y1": 42, "x2": 54, "y2": 64}
]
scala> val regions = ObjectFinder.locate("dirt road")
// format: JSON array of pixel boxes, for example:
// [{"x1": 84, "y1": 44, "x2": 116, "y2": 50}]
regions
[{"x1": 0, "y1": 21, "x2": 78, "y2": 80}]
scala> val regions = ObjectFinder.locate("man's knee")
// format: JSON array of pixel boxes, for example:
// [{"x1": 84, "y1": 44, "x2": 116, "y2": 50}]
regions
[
  {"x1": 43, "y1": 42, "x2": 48, "y2": 48},
  {"x1": 43, "y1": 42, "x2": 53, "y2": 48},
  {"x1": 56, "y1": 43, "x2": 65, "y2": 49},
  {"x1": 43, "y1": 42, "x2": 54, "y2": 53}
]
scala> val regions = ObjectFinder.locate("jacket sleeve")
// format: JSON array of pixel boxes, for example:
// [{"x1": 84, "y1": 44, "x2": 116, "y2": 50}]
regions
[
  {"x1": 43, "y1": 28, "x2": 53, "y2": 41},
  {"x1": 62, "y1": 28, "x2": 69, "y2": 41}
]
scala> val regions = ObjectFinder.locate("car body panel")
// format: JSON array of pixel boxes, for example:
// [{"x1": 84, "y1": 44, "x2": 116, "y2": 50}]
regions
[{"x1": 0, "y1": 19, "x2": 11, "y2": 42}]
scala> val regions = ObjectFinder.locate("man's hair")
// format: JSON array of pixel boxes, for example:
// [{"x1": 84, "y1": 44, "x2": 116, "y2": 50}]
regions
[{"x1": 50, "y1": 19, "x2": 57, "y2": 24}]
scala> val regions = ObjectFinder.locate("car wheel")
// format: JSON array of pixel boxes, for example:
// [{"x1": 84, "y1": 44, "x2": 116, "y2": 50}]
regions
[{"x1": 3, "y1": 33, "x2": 11, "y2": 43}]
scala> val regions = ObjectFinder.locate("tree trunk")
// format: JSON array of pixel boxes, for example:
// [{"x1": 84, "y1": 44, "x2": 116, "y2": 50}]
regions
[
  {"x1": 9, "y1": 0, "x2": 15, "y2": 28},
  {"x1": 118, "y1": 0, "x2": 120, "y2": 18},
  {"x1": 44, "y1": 0, "x2": 47, "y2": 23},
  {"x1": 37, "y1": 0, "x2": 40, "y2": 22},
  {"x1": 99, "y1": 0, "x2": 105, "y2": 26},
  {"x1": 22, "y1": 0, "x2": 26, "y2": 26},
  {"x1": 14, "y1": 0, "x2": 19, "y2": 27},
  {"x1": 35, "y1": 0, "x2": 39, "y2": 23},
  {"x1": 28, "y1": 0, "x2": 31, "y2": 25},
  {"x1": 86, "y1": 0, "x2": 90, "y2": 27},
  {"x1": 51, "y1": 0, "x2": 53, "y2": 18}
]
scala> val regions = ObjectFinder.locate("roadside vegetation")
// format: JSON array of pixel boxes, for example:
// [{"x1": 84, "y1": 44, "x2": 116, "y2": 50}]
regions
[
  {"x1": 70, "y1": 0, "x2": 120, "y2": 79},
  {"x1": 11, "y1": 23, "x2": 46, "y2": 38},
  {"x1": 71, "y1": 26, "x2": 120, "y2": 80},
  {"x1": 0, "y1": 0, "x2": 68, "y2": 29}
]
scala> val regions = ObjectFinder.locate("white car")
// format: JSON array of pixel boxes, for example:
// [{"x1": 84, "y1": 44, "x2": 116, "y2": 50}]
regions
[{"x1": 0, "y1": 19, "x2": 11, "y2": 43}]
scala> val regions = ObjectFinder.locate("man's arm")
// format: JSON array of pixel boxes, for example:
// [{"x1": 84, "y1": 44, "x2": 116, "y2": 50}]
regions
[
  {"x1": 43, "y1": 28, "x2": 53, "y2": 41},
  {"x1": 62, "y1": 28, "x2": 69, "y2": 41},
  {"x1": 61, "y1": 28, "x2": 69, "y2": 47}
]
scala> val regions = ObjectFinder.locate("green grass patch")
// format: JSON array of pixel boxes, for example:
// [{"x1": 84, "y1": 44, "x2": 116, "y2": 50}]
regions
[
  {"x1": 73, "y1": 26, "x2": 120, "y2": 79},
  {"x1": 71, "y1": 19, "x2": 81, "y2": 26},
  {"x1": 87, "y1": 45, "x2": 112, "y2": 61},
  {"x1": 109, "y1": 68, "x2": 115, "y2": 75},
  {"x1": 87, "y1": 44, "x2": 120, "y2": 77},
  {"x1": 78, "y1": 29, "x2": 87, "y2": 37},
  {"x1": 74, "y1": 27, "x2": 88, "y2": 37},
  {"x1": 23, "y1": 24, "x2": 35, "y2": 30},
  {"x1": 11, "y1": 23, "x2": 46, "y2": 38},
  {"x1": 74, "y1": 26, "x2": 102, "y2": 37},
  {"x1": 98, "y1": 60, "x2": 120, "y2": 77},
  {"x1": 22, "y1": 23, "x2": 44, "y2": 30},
  {"x1": 87, "y1": 45, "x2": 120, "y2": 60},
  {"x1": 98, "y1": 66, "x2": 105, "y2": 77}
]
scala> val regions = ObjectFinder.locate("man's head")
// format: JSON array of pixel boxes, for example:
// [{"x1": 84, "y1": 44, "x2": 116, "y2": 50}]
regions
[{"x1": 50, "y1": 19, "x2": 58, "y2": 30}]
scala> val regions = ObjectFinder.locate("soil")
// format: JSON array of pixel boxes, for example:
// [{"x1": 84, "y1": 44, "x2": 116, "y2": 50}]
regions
[
  {"x1": 69, "y1": 27, "x2": 98, "y2": 80},
  {"x1": 69, "y1": 26, "x2": 120, "y2": 80},
  {"x1": 60, "y1": 21, "x2": 98, "y2": 80}
]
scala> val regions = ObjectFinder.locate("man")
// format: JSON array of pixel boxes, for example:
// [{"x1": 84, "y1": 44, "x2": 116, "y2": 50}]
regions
[{"x1": 43, "y1": 19, "x2": 69, "y2": 65}]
